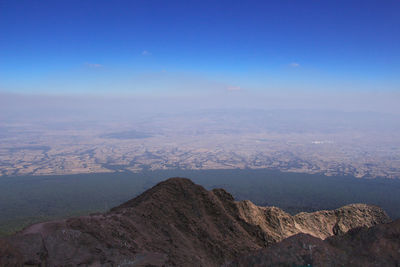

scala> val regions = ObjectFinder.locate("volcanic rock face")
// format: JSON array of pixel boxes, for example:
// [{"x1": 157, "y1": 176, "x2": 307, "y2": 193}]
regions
[
  {"x1": 236, "y1": 200, "x2": 389, "y2": 243},
  {"x1": 0, "y1": 178, "x2": 393, "y2": 266},
  {"x1": 227, "y1": 219, "x2": 400, "y2": 267}
]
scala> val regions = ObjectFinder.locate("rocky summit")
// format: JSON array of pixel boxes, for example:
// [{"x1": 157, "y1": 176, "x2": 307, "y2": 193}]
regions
[{"x1": 0, "y1": 178, "x2": 394, "y2": 266}]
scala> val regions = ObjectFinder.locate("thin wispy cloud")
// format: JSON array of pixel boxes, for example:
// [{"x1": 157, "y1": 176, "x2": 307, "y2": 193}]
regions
[
  {"x1": 142, "y1": 50, "x2": 152, "y2": 56},
  {"x1": 85, "y1": 63, "x2": 103, "y2": 68},
  {"x1": 289, "y1": 62, "x2": 300, "y2": 67},
  {"x1": 226, "y1": 86, "x2": 241, "y2": 91}
]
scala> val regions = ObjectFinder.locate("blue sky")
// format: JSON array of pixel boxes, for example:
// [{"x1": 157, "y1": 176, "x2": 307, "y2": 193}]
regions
[{"x1": 0, "y1": 0, "x2": 399, "y2": 95}]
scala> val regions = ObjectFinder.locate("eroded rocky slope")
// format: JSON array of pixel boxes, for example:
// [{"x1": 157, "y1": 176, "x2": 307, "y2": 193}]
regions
[
  {"x1": 227, "y1": 219, "x2": 400, "y2": 267},
  {"x1": 0, "y1": 178, "x2": 392, "y2": 266}
]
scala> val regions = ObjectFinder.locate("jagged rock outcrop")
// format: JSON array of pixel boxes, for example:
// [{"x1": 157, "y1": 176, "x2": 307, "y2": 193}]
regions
[
  {"x1": 236, "y1": 200, "x2": 388, "y2": 243},
  {"x1": 0, "y1": 178, "x2": 392, "y2": 266},
  {"x1": 227, "y1": 219, "x2": 400, "y2": 267}
]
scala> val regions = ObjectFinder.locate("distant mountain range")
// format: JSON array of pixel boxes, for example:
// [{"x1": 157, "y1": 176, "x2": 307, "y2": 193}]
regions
[{"x1": 1, "y1": 178, "x2": 397, "y2": 266}]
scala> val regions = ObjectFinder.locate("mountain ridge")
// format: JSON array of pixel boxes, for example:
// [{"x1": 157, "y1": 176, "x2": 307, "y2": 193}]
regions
[
  {"x1": 0, "y1": 177, "x2": 393, "y2": 266},
  {"x1": 227, "y1": 219, "x2": 400, "y2": 267}
]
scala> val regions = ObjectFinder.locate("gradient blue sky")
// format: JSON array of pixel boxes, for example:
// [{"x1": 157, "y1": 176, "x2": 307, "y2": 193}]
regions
[{"x1": 0, "y1": 0, "x2": 399, "y2": 95}]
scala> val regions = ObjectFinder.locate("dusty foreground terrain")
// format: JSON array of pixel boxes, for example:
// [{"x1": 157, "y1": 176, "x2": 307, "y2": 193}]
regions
[{"x1": 0, "y1": 178, "x2": 397, "y2": 266}]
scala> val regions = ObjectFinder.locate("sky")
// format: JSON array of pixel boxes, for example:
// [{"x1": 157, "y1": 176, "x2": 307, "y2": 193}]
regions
[{"x1": 0, "y1": 0, "x2": 399, "y2": 100}]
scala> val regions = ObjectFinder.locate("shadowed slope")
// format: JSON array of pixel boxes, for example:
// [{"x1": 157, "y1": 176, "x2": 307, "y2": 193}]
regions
[
  {"x1": 0, "y1": 178, "x2": 391, "y2": 266},
  {"x1": 227, "y1": 219, "x2": 400, "y2": 267}
]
